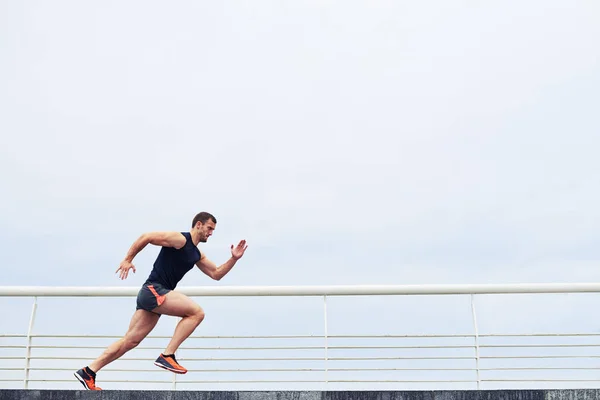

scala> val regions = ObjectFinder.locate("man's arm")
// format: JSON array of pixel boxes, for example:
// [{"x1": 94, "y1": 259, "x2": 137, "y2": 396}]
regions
[
  {"x1": 116, "y1": 231, "x2": 187, "y2": 280},
  {"x1": 195, "y1": 239, "x2": 248, "y2": 281},
  {"x1": 123, "y1": 231, "x2": 187, "y2": 262},
  {"x1": 196, "y1": 254, "x2": 238, "y2": 281}
]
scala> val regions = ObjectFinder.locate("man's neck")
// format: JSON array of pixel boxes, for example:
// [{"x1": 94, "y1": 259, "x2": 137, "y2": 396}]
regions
[{"x1": 190, "y1": 230, "x2": 202, "y2": 246}]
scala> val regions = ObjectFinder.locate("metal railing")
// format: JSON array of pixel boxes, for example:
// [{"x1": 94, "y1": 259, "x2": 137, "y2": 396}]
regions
[{"x1": 2, "y1": 283, "x2": 600, "y2": 390}]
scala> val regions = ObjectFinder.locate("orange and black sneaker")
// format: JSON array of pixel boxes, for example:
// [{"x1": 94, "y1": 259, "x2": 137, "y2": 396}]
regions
[
  {"x1": 74, "y1": 367, "x2": 102, "y2": 390},
  {"x1": 154, "y1": 353, "x2": 188, "y2": 374}
]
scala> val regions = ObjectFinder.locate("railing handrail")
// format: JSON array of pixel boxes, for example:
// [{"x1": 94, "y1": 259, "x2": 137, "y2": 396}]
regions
[{"x1": 1, "y1": 282, "x2": 600, "y2": 296}]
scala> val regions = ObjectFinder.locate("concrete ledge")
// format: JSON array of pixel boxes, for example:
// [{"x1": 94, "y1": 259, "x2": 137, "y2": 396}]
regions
[{"x1": 3, "y1": 390, "x2": 600, "y2": 400}]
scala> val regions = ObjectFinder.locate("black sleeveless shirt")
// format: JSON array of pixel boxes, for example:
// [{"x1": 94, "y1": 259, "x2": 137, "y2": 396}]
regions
[{"x1": 145, "y1": 232, "x2": 201, "y2": 290}]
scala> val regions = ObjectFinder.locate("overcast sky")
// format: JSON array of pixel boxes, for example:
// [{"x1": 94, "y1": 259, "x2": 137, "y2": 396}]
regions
[{"x1": 1, "y1": 0, "x2": 599, "y2": 391}]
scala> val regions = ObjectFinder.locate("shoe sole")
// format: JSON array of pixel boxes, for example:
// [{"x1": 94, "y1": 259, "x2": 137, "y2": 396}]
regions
[
  {"x1": 74, "y1": 372, "x2": 91, "y2": 390},
  {"x1": 154, "y1": 361, "x2": 187, "y2": 374}
]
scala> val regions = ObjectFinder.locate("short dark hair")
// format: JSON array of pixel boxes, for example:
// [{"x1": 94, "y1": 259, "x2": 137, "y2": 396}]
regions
[{"x1": 192, "y1": 212, "x2": 217, "y2": 227}]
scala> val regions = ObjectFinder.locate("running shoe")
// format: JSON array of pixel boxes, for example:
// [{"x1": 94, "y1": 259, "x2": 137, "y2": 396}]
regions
[
  {"x1": 74, "y1": 367, "x2": 102, "y2": 390},
  {"x1": 154, "y1": 353, "x2": 188, "y2": 374}
]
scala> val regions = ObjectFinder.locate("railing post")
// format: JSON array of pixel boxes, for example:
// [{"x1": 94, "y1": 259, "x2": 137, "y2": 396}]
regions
[
  {"x1": 323, "y1": 295, "x2": 329, "y2": 386},
  {"x1": 470, "y1": 294, "x2": 481, "y2": 389},
  {"x1": 173, "y1": 316, "x2": 180, "y2": 390},
  {"x1": 24, "y1": 296, "x2": 38, "y2": 389},
  {"x1": 172, "y1": 359, "x2": 178, "y2": 389}
]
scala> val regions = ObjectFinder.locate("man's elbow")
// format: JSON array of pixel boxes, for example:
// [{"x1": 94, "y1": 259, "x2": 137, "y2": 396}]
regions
[
  {"x1": 212, "y1": 269, "x2": 223, "y2": 281},
  {"x1": 138, "y1": 233, "x2": 152, "y2": 245}
]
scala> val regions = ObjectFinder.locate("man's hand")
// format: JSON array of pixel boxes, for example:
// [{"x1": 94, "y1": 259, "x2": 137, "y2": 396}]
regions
[
  {"x1": 231, "y1": 240, "x2": 248, "y2": 260},
  {"x1": 116, "y1": 260, "x2": 136, "y2": 280}
]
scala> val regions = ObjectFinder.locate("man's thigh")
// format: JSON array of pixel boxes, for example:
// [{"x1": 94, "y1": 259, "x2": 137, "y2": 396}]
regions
[{"x1": 152, "y1": 291, "x2": 202, "y2": 318}]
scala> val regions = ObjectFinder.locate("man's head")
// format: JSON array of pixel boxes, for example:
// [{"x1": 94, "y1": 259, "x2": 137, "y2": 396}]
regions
[{"x1": 192, "y1": 212, "x2": 217, "y2": 242}]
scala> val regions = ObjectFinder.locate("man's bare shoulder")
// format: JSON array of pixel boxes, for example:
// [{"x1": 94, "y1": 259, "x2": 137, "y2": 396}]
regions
[{"x1": 143, "y1": 231, "x2": 187, "y2": 249}]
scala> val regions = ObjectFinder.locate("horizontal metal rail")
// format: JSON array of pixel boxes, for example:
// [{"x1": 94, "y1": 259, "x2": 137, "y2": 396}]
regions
[
  {"x1": 4, "y1": 343, "x2": 600, "y2": 350},
  {"x1": 0, "y1": 333, "x2": 477, "y2": 339},
  {"x1": 2, "y1": 282, "x2": 600, "y2": 296}
]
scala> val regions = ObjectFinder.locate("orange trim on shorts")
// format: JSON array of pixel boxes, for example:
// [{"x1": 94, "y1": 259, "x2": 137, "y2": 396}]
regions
[{"x1": 148, "y1": 285, "x2": 166, "y2": 306}]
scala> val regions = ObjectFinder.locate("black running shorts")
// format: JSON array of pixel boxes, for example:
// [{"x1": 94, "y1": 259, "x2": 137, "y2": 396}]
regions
[{"x1": 136, "y1": 282, "x2": 171, "y2": 312}]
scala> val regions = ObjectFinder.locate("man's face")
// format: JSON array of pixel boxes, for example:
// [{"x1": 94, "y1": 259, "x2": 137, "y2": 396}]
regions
[{"x1": 198, "y1": 220, "x2": 216, "y2": 242}]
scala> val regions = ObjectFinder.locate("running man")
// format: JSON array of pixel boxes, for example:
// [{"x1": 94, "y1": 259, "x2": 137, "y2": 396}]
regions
[{"x1": 74, "y1": 212, "x2": 248, "y2": 390}]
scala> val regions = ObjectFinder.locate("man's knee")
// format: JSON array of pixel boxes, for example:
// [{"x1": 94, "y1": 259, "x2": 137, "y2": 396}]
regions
[
  {"x1": 123, "y1": 334, "x2": 143, "y2": 351},
  {"x1": 190, "y1": 306, "x2": 205, "y2": 323}
]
